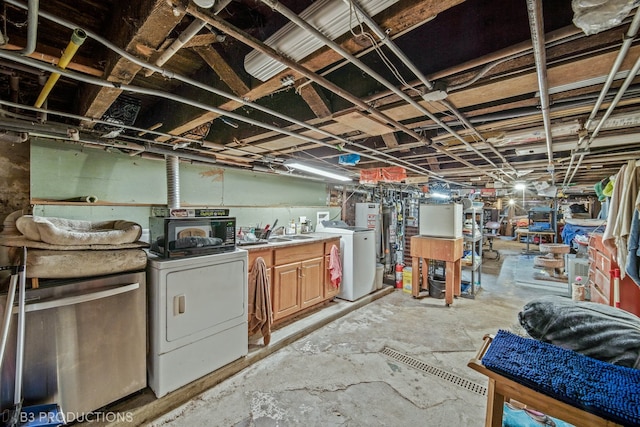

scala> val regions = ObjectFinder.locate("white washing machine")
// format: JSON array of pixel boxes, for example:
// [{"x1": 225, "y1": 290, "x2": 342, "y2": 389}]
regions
[
  {"x1": 146, "y1": 249, "x2": 248, "y2": 397},
  {"x1": 316, "y1": 220, "x2": 376, "y2": 301}
]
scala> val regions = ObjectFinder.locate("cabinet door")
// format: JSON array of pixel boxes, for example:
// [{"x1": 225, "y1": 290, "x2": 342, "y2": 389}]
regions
[
  {"x1": 272, "y1": 262, "x2": 301, "y2": 321},
  {"x1": 301, "y1": 257, "x2": 324, "y2": 309},
  {"x1": 324, "y1": 254, "x2": 340, "y2": 299}
]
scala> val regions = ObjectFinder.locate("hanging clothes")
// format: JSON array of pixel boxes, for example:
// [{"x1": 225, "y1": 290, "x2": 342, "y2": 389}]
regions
[
  {"x1": 603, "y1": 163, "x2": 627, "y2": 261},
  {"x1": 613, "y1": 161, "x2": 640, "y2": 278},
  {"x1": 329, "y1": 244, "x2": 342, "y2": 288},
  {"x1": 248, "y1": 256, "x2": 273, "y2": 345},
  {"x1": 603, "y1": 160, "x2": 640, "y2": 284},
  {"x1": 625, "y1": 208, "x2": 640, "y2": 286}
]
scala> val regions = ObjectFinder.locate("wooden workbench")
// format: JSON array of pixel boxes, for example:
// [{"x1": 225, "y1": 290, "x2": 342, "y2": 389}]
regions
[
  {"x1": 410, "y1": 236, "x2": 463, "y2": 306},
  {"x1": 515, "y1": 228, "x2": 556, "y2": 253}
]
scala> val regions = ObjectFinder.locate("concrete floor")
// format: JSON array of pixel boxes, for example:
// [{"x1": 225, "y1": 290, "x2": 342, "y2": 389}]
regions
[{"x1": 103, "y1": 239, "x2": 571, "y2": 427}]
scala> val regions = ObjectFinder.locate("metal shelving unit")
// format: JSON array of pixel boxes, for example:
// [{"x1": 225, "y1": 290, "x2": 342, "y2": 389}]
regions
[{"x1": 463, "y1": 208, "x2": 483, "y2": 297}]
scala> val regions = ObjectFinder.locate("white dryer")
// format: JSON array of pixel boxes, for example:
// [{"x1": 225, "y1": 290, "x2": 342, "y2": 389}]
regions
[
  {"x1": 316, "y1": 220, "x2": 376, "y2": 301},
  {"x1": 146, "y1": 249, "x2": 248, "y2": 397}
]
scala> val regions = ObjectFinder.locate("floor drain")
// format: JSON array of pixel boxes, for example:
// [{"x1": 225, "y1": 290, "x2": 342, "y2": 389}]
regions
[{"x1": 381, "y1": 347, "x2": 487, "y2": 396}]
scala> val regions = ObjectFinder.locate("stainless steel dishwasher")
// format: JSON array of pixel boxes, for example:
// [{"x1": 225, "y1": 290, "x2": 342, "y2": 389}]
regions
[{"x1": 0, "y1": 270, "x2": 147, "y2": 416}]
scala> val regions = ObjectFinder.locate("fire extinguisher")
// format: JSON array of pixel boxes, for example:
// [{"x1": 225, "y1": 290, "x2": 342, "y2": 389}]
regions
[
  {"x1": 395, "y1": 264, "x2": 404, "y2": 288},
  {"x1": 611, "y1": 268, "x2": 621, "y2": 308}
]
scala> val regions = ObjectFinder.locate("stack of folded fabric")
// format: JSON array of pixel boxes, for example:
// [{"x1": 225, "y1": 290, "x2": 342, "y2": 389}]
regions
[{"x1": 0, "y1": 211, "x2": 148, "y2": 279}]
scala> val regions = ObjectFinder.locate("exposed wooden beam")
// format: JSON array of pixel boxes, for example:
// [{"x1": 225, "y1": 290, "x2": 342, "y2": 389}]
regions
[
  {"x1": 78, "y1": 0, "x2": 185, "y2": 123},
  {"x1": 185, "y1": 33, "x2": 224, "y2": 49},
  {"x1": 164, "y1": 0, "x2": 464, "y2": 143},
  {"x1": 1, "y1": 42, "x2": 103, "y2": 77},
  {"x1": 193, "y1": 45, "x2": 250, "y2": 97},
  {"x1": 381, "y1": 133, "x2": 399, "y2": 148},
  {"x1": 297, "y1": 83, "x2": 332, "y2": 119},
  {"x1": 427, "y1": 156, "x2": 441, "y2": 171}
]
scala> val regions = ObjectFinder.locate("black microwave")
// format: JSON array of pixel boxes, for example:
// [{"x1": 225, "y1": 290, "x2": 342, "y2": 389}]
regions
[{"x1": 149, "y1": 216, "x2": 236, "y2": 258}]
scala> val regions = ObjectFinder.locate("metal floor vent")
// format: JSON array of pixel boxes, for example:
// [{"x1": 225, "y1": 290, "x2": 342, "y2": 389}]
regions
[{"x1": 381, "y1": 347, "x2": 487, "y2": 396}]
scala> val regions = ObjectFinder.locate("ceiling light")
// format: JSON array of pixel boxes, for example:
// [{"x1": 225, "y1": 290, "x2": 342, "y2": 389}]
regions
[
  {"x1": 244, "y1": 0, "x2": 399, "y2": 81},
  {"x1": 286, "y1": 162, "x2": 352, "y2": 181},
  {"x1": 431, "y1": 192, "x2": 450, "y2": 199},
  {"x1": 193, "y1": 0, "x2": 216, "y2": 8},
  {"x1": 514, "y1": 183, "x2": 526, "y2": 190},
  {"x1": 514, "y1": 133, "x2": 640, "y2": 155},
  {"x1": 420, "y1": 81, "x2": 448, "y2": 101}
]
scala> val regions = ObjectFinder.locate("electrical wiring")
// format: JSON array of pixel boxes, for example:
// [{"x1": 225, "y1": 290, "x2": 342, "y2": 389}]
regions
[{"x1": 347, "y1": 0, "x2": 422, "y2": 96}]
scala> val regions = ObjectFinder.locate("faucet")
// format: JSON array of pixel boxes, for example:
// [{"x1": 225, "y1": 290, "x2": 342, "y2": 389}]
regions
[{"x1": 271, "y1": 226, "x2": 285, "y2": 236}]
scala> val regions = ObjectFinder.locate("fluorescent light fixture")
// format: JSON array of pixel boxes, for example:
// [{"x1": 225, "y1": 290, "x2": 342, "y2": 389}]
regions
[
  {"x1": 244, "y1": 0, "x2": 399, "y2": 81},
  {"x1": 431, "y1": 192, "x2": 450, "y2": 199},
  {"x1": 538, "y1": 70, "x2": 630, "y2": 96},
  {"x1": 287, "y1": 162, "x2": 352, "y2": 181},
  {"x1": 514, "y1": 133, "x2": 640, "y2": 156}
]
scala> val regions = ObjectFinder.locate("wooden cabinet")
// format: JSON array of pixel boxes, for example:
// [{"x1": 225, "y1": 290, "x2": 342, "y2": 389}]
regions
[
  {"x1": 273, "y1": 262, "x2": 302, "y2": 320},
  {"x1": 300, "y1": 257, "x2": 324, "y2": 309},
  {"x1": 247, "y1": 236, "x2": 341, "y2": 324},
  {"x1": 272, "y1": 256, "x2": 324, "y2": 321},
  {"x1": 588, "y1": 233, "x2": 640, "y2": 316}
]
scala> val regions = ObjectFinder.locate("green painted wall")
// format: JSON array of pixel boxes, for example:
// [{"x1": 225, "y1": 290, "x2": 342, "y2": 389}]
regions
[{"x1": 30, "y1": 139, "x2": 340, "y2": 233}]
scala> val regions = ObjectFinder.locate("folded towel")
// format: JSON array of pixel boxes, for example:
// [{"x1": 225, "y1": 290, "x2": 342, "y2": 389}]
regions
[{"x1": 483, "y1": 330, "x2": 640, "y2": 426}]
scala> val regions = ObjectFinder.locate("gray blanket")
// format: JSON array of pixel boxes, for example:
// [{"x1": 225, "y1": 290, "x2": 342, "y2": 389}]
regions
[{"x1": 518, "y1": 296, "x2": 640, "y2": 368}]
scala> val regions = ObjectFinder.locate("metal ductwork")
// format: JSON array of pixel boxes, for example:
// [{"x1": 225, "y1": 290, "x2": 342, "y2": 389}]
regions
[{"x1": 166, "y1": 155, "x2": 180, "y2": 209}]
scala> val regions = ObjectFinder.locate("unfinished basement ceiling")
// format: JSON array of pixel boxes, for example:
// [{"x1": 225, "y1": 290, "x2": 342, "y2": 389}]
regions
[{"x1": 1, "y1": 0, "x2": 639, "y2": 193}]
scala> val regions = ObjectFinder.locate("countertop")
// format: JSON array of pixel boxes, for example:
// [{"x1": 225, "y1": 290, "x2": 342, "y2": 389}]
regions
[{"x1": 237, "y1": 232, "x2": 342, "y2": 251}]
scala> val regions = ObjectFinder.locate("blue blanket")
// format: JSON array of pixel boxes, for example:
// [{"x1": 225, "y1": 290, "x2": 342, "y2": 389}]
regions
[
  {"x1": 561, "y1": 223, "x2": 601, "y2": 246},
  {"x1": 482, "y1": 330, "x2": 640, "y2": 426}
]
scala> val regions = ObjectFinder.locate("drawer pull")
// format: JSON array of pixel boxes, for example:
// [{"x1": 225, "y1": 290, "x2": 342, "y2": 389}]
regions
[{"x1": 174, "y1": 294, "x2": 186, "y2": 315}]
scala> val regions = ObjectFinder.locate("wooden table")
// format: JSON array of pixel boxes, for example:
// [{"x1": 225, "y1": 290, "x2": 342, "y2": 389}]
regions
[
  {"x1": 515, "y1": 228, "x2": 556, "y2": 253},
  {"x1": 410, "y1": 236, "x2": 463, "y2": 306}
]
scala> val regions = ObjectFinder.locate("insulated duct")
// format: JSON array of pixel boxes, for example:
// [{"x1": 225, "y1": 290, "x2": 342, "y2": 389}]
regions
[
  {"x1": 250, "y1": 0, "x2": 504, "y2": 183},
  {"x1": 166, "y1": 155, "x2": 180, "y2": 209},
  {"x1": 7, "y1": 0, "x2": 465, "y2": 185}
]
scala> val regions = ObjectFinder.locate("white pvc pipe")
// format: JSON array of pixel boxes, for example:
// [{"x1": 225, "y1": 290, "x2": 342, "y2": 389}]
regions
[
  {"x1": 526, "y1": 0, "x2": 553, "y2": 168},
  {"x1": 563, "y1": 8, "x2": 640, "y2": 187}
]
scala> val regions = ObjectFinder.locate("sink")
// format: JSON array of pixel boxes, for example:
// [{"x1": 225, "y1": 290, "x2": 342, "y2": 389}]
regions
[
  {"x1": 267, "y1": 237, "x2": 292, "y2": 243},
  {"x1": 285, "y1": 235, "x2": 314, "y2": 240}
]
